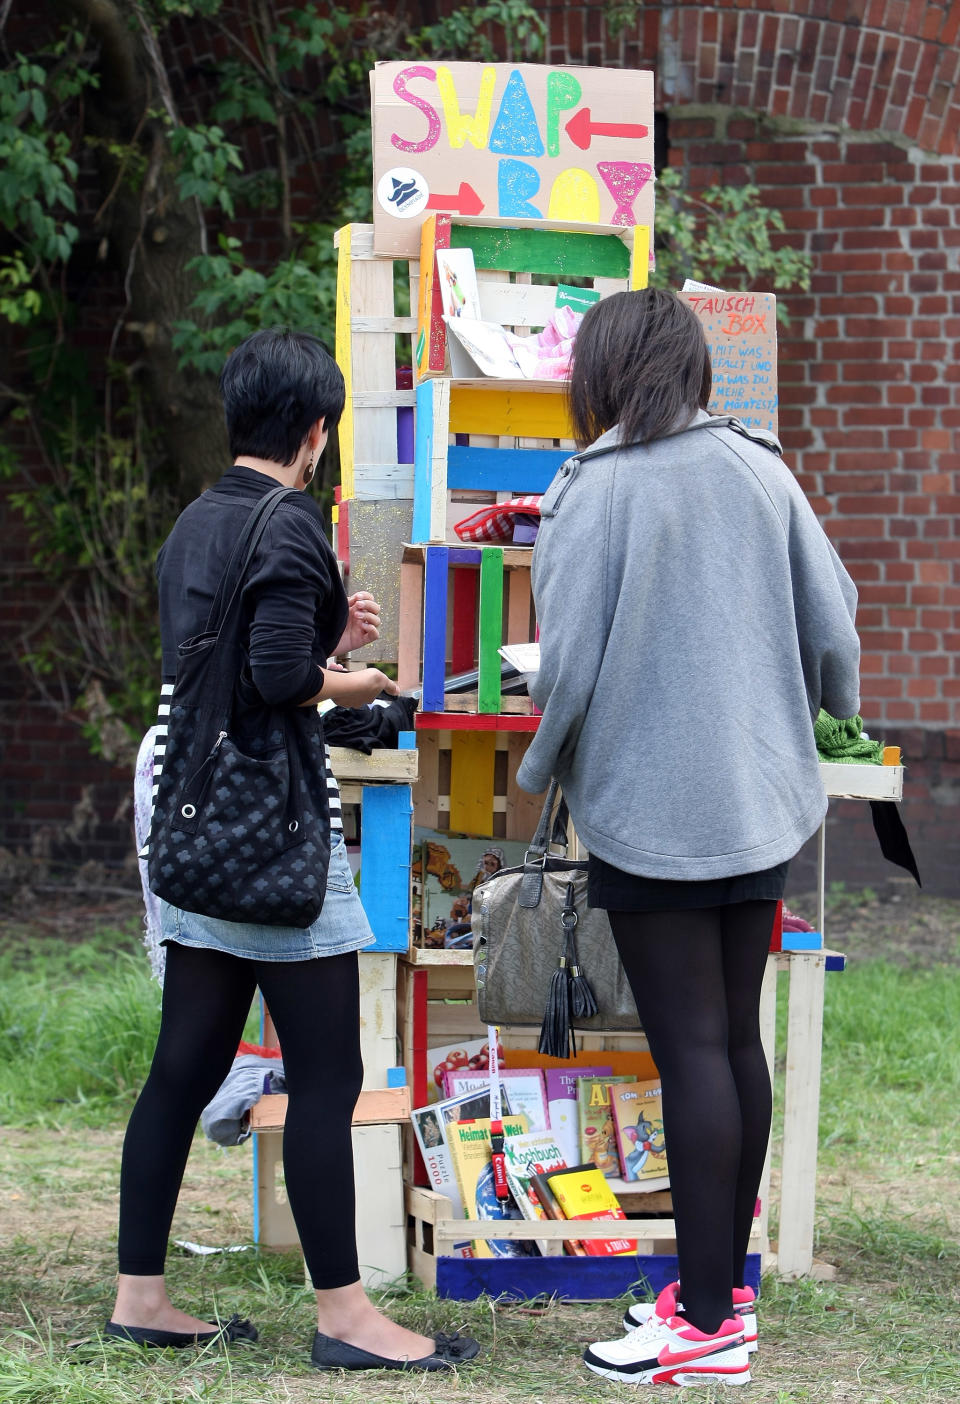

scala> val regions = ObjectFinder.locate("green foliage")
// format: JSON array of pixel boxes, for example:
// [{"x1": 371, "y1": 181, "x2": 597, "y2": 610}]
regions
[
  {"x1": 407, "y1": 0, "x2": 547, "y2": 61},
  {"x1": 172, "y1": 228, "x2": 339, "y2": 373},
  {"x1": 652, "y1": 168, "x2": 812, "y2": 317},
  {"x1": 168, "y1": 123, "x2": 244, "y2": 217}
]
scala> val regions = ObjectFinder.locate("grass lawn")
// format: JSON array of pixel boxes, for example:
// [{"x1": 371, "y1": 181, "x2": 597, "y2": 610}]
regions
[{"x1": 0, "y1": 888, "x2": 958, "y2": 1402}]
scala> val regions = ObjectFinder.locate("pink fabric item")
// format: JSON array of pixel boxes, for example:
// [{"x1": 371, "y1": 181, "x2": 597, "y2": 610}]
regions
[{"x1": 454, "y1": 494, "x2": 542, "y2": 543}]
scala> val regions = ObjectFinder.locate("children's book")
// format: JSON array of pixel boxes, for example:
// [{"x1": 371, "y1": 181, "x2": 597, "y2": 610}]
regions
[
  {"x1": 426, "y1": 1035, "x2": 500, "y2": 1102},
  {"x1": 545, "y1": 1164, "x2": 638, "y2": 1257},
  {"x1": 528, "y1": 1170, "x2": 586, "y2": 1256},
  {"x1": 501, "y1": 1130, "x2": 567, "y2": 1255},
  {"x1": 609, "y1": 1080, "x2": 669, "y2": 1184},
  {"x1": 578, "y1": 1075, "x2": 635, "y2": 1177},
  {"x1": 410, "y1": 1084, "x2": 513, "y2": 1246},
  {"x1": 446, "y1": 1115, "x2": 529, "y2": 1257},
  {"x1": 445, "y1": 1068, "x2": 548, "y2": 1132},
  {"x1": 544, "y1": 1066, "x2": 612, "y2": 1169}
]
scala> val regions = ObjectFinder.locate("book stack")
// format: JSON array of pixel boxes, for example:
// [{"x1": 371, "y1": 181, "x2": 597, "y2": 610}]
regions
[{"x1": 411, "y1": 1061, "x2": 667, "y2": 1257}]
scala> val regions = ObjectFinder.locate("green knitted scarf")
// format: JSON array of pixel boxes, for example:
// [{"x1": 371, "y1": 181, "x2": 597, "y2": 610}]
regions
[{"x1": 814, "y1": 710, "x2": 884, "y2": 765}]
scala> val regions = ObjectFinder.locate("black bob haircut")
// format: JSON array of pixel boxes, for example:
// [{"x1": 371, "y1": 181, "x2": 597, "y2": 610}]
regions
[
  {"x1": 568, "y1": 289, "x2": 712, "y2": 450},
  {"x1": 219, "y1": 328, "x2": 346, "y2": 466}
]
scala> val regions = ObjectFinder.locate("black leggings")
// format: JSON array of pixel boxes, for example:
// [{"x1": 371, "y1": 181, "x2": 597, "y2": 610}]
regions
[
  {"x1": 610, "y1": 901, "x2": 775, "y2": 1334},
  {"x1": 118, "y1": 942, "x2": 364, "y2": 1289}
]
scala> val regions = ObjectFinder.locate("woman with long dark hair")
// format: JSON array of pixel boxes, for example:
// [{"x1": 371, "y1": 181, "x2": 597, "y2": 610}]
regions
[
  {"x1": 518, "y1": 290, "x2": 861, "y2": 1387},
  {"x1": 107, "y1": 329, "x2": 477, "y2": 1374}
]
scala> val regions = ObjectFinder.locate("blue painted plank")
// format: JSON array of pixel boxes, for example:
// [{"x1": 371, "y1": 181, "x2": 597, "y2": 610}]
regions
[
  {"x1": 781, "y1": 932, "x2": 824, "y2": 951},
  {"x1": 825, "y1": 954, "x2": 847, "y2": 972},
  {"x1": 398, "y1": 730, "x2": 417, "y2": 750},
  {"x1": 449, "y1": 548, "x2": 482, "y2": 566},
  {"x1": 387, "y1": 1066, "x2": 407, "y2": 1087},
  {"x1": 436, "y1": 1253, "x2": 762, "y2": 1302},
  {"x1": 422, "y1": 546, "x2": 449, "y2": 712},
  {"x1": 359, "y1": 785, "x2": 413, "y2": 952},
  {"x1": 413, "y1": 380, "x2": 438, "y2": 544},
  {"x1": 447, "y1": 445, "x2": 568, "y2": 493}
]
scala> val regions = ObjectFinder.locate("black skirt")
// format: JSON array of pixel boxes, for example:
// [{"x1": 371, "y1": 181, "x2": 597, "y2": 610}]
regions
[{"x1": 587, "y1": 853, "x2": 789, "y2": 913}]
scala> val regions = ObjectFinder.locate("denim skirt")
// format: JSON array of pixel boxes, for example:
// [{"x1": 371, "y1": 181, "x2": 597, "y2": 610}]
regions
[{"x1": 159, "y1": 833, "x2": 376, "y2": 961}]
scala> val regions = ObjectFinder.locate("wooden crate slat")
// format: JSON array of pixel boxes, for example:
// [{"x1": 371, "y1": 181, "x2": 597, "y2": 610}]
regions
[
  {"x1": 478, "y1": 547, "x2": 504, "y2": 713},
  {"x1": 450, "y1": 383, "x2": 572, "y2": 439},
  {"x1": 413, "y1": 378, "x2": 451, "y2": 542},
  {"x1": 421, "y1": 546, "x2": 449, "y2": 711},
  {"x1": 448, "y1": 729, "x2": 496, "y2": 834},
  {"x1": 451, "y1": 566, "x2": 478, "y2": 673},
  {"x1": 447, "y1": 444, "x2": 567, "y2": 492},
  {"x1": 449, "y1": 223, "x2": 631, "y2": 279}
]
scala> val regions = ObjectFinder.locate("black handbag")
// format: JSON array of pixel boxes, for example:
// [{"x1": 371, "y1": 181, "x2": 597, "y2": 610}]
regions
[
  {"x1": 472, "y1": 781, "x2": 639, "y2": 1056},
  {"x1": 147, "y1": 487, "x2": 332, "y2": 928}
]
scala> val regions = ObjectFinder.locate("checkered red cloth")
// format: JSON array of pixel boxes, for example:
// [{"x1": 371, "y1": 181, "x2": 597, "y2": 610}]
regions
[{"x1": 453, "y1": 495, "x2": 542, "y2": 543}]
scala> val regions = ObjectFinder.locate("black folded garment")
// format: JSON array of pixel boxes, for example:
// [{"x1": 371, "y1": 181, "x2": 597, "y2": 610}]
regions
[
  {"x1": 869, "y1": 800, "x2": 921, "y2": 886},
  {"x1": 323, "y1": 692, "x2": 417, "y2": 754}
]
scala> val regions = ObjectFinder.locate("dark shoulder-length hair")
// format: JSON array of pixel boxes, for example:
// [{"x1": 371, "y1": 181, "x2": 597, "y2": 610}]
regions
[
  {"x1": 219, "y1": 328, "x2": 345, "y2": 466},
  {"x1": 568, "y1": 289, "x2": 712, "y2": 450}
]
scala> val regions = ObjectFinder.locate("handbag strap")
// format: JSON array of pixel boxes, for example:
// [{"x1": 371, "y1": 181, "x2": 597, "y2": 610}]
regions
[
  {"x1": 203, "y1": 486, "x2": 298, "y2": 633},
  {"x1": 518, "y1": 780, "x2": 571, "y2": 909}
]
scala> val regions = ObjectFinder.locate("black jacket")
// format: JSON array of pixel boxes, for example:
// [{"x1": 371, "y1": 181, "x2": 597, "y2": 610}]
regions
[{"x1": 156, "y1": 465, "x2": 348, "y2": 704}]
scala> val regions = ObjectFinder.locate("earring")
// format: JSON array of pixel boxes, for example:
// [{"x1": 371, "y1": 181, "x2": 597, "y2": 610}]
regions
[{"x1": 303, "y1": 459, "x2": 315, "y2": 485}]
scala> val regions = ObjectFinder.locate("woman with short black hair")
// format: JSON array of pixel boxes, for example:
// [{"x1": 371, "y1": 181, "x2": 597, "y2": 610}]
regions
[
  {"x1": 518, "y1": 290, "x2": 861, "y2": 1387},
  {"x1": 108, "y1": 329, "x2": 478, "y2": 1373}
]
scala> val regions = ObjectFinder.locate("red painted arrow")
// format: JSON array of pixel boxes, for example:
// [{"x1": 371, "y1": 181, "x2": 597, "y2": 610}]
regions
[
  {"x1": 426, "y1": 182, "x2": 485, "y2": 216},
  {"x1": 565, "y1": 107, "x2": 649, "y2": 151}
]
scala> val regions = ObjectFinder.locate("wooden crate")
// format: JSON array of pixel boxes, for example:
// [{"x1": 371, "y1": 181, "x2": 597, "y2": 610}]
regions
[{"x1": 415, "y1": 215, "x2": 649, "y2": 380}]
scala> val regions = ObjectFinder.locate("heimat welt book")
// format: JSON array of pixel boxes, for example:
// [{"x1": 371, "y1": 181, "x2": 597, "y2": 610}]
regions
[{"x1": 447, "y1": 1115, "x2": 529, "y2": 1257}]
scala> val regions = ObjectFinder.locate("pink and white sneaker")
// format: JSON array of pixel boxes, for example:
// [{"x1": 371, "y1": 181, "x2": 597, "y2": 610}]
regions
[
  {"x1": 585, "y1": 1284, "x2": 750, "y2": 1387},
  {"x1": 623, "y1": 1281, "x2": 758, "y2": 1353}
]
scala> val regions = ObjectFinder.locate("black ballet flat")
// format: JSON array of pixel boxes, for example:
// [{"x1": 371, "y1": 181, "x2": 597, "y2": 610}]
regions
[
  {"x1": 104, "y1": 1313, "x2": 258, "y2": 1349},
  {"x1": 310, "y1": 1328, "x2": 480, "y2": 1372}
]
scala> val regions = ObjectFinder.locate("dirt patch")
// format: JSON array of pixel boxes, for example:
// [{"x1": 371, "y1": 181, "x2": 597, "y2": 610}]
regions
[{"x1": 789, "y1": 879, "x2": 959, "y2": 968}]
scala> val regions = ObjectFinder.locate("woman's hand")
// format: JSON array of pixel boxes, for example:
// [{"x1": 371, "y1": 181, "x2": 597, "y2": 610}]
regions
[
  {"x1": 318, "y1": 666, "x2": 399, "y2": 709},
  {"x1": 334, "y1": 592, "x2": 381, "y2": 655}
]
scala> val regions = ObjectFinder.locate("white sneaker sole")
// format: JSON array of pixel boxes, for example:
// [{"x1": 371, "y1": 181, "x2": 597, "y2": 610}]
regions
[
  {"x1": 622, "y1": 1308, "x2": 758, "y2": 1354},
  {"x1": 585, "y1": 1356, "x2": 752, "y2": 1387}
]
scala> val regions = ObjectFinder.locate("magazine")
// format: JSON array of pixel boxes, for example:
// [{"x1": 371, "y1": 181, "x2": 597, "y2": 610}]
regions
[
  {"x1": 544, "y1": 1066, "x2": 613, "y2": 1170},
  {"x1": 444, "y1": 1068, "x2": 548, "y2": 1132}
]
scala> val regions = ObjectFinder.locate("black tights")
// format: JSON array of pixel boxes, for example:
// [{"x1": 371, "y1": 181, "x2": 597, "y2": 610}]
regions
[
  {"x1": 610, "y1": 902, "x2": 774, "y2": 1335},
  {"x1": 118, "y1": 942, "x2": 364, "y2": 1289}
]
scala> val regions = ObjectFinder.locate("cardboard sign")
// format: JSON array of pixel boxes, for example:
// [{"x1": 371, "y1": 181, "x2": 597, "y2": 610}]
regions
[
  {"x1": 372, "y1": 62, "x2": 655, "y2": 256},
  {"x1": 679, "y1": 289, "x2": 779, "y2": 435}
]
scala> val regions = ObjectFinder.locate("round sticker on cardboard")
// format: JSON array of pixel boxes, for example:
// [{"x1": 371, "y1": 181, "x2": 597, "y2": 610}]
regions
[{"x1": 377, "y1": 167, "x2": 429, "y2": 219}]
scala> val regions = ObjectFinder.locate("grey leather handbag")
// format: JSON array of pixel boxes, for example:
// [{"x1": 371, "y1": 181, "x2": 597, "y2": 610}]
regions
[{"x1": 472, "y1": 781, "x2": 639, "y2": 1055}]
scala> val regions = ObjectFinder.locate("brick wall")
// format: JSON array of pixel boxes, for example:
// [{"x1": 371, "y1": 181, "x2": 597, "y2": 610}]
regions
[{"x1": 2, "y1": 1, "x2": 958, "y2": 892}]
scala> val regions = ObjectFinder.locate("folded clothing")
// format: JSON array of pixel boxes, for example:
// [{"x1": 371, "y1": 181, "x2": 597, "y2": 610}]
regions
[
  {"x1": 201, "y1": 1054, "x2": 286, "y2": 1146},
  {"x1": 814, "y1": 710, "x2": 884, "y2": 764},
  {"x1": 454, "y1": 494, "x2": 542, "y2": 544}
]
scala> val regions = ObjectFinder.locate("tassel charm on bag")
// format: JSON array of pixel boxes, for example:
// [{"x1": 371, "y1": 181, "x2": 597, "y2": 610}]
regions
[{"x1": 537, "y1": 883, "x2": 598, "y2": 1057}]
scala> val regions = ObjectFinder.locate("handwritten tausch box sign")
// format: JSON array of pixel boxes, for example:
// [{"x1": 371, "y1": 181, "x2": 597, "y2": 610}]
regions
[
  {"x1": 371, "y1": 62, "x2": 655, "y2": 257},
  {"x1": 679, "y1": 289, "x2": 779, "y2": 436}
]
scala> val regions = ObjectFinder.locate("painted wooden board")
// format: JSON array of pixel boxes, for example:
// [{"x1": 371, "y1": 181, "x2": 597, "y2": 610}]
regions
[
  {"x1": 372, "y1": 64, "x2": 655, "y2": 257},
  {"x1": 249, "y1": 1086, "x2": 411, "y2": 1130},
  {"x1": 778, "y1": 954, "x2": 826, "y2": 1277},
  {"x1": 450, "y1": 382, "x2": 572, "y2": 438},
  {"x1": 413, "y1": 377, "x2": 451, "y2": 541},
  {"x1": 340, "y1": 499, "x2": 413, "y2": 665},
  {"x1": 360, "y1": 785, "x2": 413, "y2": 952},
  {"x1": 448, "y1": 729, "x2": 496, "y2": 833},
  {"x1": 421, "y1": 545, "x2": 449, "y2": 710},
  {"x1": 431, "y1": 1252, "x2": 761, "y2": 1302},
  {"x1": 447, "y1": 444, "x2": 567, "y2": 491},
  {"x1": 477, "y1": 547, "x2": 504, "y2": 713},
  {"x1": 451, "y1": 565, "x2": 478, "y2": 672},
  {"x1": 335, "y1": 224, "x2": 397, "y2": 500},
  {"x1": 505, "y1": 568, "x2": 532, "y2": 644},
  {"x1": 416, "y1": 712, "x2": 540, "y2": 732}
]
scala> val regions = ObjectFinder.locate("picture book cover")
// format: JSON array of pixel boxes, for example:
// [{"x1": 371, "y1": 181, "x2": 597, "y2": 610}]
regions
[
  {"x1": 578, "y1": 1075, "x2": 635, "y2": 1177},
  {"x1": 445, "y1": 1068, "x2": 548, "y2": 1132},
  {"x1": 545, "y1": 1165, "x2": 637, "y2": 1257},
  {"x1": 447, "y1": 1115, "x2": 530, "y2": 1258},
  {"x1": 544, "y1": 1066, "x2": 612, "y2": 1170},
  {"x1": 609, "y1": 1079, "x2": 668, "y2": 1184},
  {"x1": 413, "y1": 828, "x2": 529, "y2": 950},
  {"x1": 425, "y1": 1032, "x2": 504, "y2": 1102},
  {"x1": 502, "y1": 1130, "x2": 567, "y2": 1255}
]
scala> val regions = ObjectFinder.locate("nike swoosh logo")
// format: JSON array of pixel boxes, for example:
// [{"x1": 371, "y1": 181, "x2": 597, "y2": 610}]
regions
[{"x1": 659, "y1": 1339, "x2": 740, "y2": 1367}]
